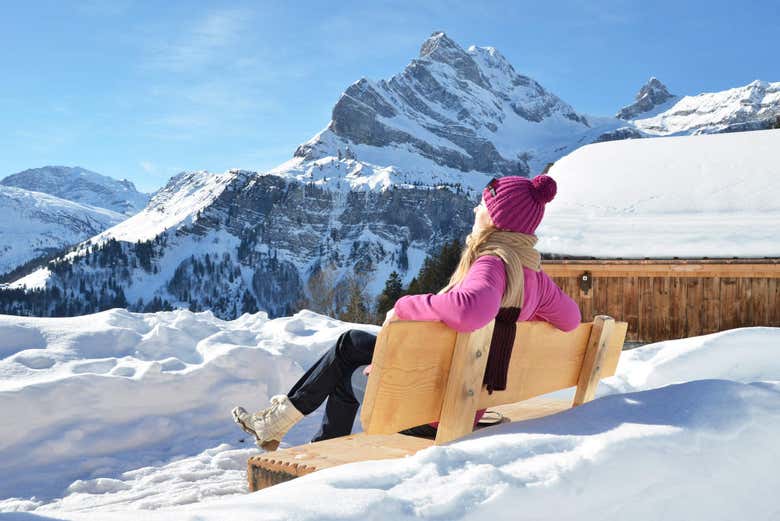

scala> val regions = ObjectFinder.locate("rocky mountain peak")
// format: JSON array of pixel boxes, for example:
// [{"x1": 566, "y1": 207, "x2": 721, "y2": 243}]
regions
[
  {"x1": 301, "y1": 33, "x2": 593, "y2": 178},
  {"x1": 617, "y1": 77, "x2": 677, "y2": 120},
  {"x1": 639, "y1": 77, "x2": 673, "y2": 101},
  {"x1": 418, "y1": 31, "x2": 464, "y2": 61}
]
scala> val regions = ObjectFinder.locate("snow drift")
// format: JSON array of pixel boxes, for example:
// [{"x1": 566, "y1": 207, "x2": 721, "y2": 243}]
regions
[{"x1": 0, "y1": 309, "x2": 778, "y2": 520}]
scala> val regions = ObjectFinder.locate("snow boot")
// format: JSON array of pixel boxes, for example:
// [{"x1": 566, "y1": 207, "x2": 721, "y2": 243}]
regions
[{"x1": 232, "y1": 394, "x2": 303, "y2": 451}]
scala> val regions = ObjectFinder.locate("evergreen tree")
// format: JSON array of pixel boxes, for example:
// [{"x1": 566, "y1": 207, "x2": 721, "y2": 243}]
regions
[
  {"x1": 407, "y1": 238, "x2": 463, "y2": 295},
  {"x1": 339, "y1": 274, "x2": 372, "y2": 324},
  {"x1": 375, "y1": 271, "x2": 404, "y2": 319},
  {"x1": 242, "y1": 289, "x2": 258, "y2": 314},
  {"x1": 113, "y1": 288, "x2": 128, "y2": 309}
]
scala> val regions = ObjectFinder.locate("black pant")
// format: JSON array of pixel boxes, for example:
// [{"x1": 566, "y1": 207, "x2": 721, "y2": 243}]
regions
[{"x1": 288, "y1": 329, "x2": 376, "y2": 442}]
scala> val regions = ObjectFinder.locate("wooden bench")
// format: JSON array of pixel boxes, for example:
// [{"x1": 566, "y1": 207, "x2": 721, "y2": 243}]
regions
[{"x1": 247, "y1": 315, "x2": 628, "y2": 491}]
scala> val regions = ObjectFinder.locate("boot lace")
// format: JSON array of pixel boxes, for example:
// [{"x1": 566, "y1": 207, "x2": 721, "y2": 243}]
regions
[{"x1": 257, "y1": 395, "x2": 286, "y2": 420}]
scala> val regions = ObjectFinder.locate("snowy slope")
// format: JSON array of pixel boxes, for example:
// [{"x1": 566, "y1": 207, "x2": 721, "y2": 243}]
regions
[
  {"x1": 631, "y1": 80, "x2": 780, "y2": 135},
  {"x1": 86, "y1": 170, "x2": 237, "y2": 245},
  {"x1": 1, "y1": 166, "x2": 149, "y2": 216},
  {"x1": 0, "y1": 309, "x2": 777, "y2": 519},
  {"x1": 0, "y1": 185, "x2": 125, "y2": 275},
  {"x1": 539, "y1": 129, "x2": 780, "y2": 258},
  {"x1": 4, "y1": 170, "x2": 237, "y2": 297}
]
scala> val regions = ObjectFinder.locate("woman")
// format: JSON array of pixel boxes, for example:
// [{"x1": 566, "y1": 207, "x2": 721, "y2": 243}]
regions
[{"x1": 232, "y1": 174, "x2": 581, "y2": 450}]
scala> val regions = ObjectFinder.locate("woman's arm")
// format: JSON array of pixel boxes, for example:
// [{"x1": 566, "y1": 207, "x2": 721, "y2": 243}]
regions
[
  {"x1": 393, "y1": 255, "x2": 506, "y2": 333},
  {"x1": 531, "y1": 271, "x2": 582, "y2": 332}
]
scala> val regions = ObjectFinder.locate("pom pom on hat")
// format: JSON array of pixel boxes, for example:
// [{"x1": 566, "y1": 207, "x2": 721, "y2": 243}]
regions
[
  {"x1": 530, "y1": 175, "x2": 557, "y2": 204},
  {"x1": 482, "y1": 174, "x2": 558, "y2": 235}
]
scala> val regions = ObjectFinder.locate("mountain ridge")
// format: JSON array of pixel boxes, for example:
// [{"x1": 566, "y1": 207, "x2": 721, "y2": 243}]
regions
[{"x1": 1, "y1": 165, "x2": 149, "y2": 216}]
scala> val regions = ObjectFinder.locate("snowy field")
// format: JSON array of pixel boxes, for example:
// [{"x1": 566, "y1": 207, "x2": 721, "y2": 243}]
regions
[
  {"x1": 540, "y1": 129, "x2": 780, "y2": 258},
  {"x1": 0, "y1": 308, "x2": 778, "y2": 520}
]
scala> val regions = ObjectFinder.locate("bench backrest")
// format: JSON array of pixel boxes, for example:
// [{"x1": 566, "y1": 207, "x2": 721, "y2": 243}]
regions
[{"x1": 360, "y1": 315, "x2": 628, "y2": 444}]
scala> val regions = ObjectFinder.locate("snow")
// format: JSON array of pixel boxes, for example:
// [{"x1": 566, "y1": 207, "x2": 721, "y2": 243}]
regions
[
  {"x1": 634, "y1": 80, "x2": 780, "y2": 135},
  {"x1": 0, "y1": 166, "x2": 149, "y2": 217},
  {"x1": 0, "y1": 186, "x2": 125, "y2": 276},
  {"x1": 540, "y1": 129, "x2": 780, "y2": 258},
  {"x1": 0, "y1": 307, "x2": 778, "y2": 520},
  {"x1": 89, "y1": 170, "x2": 236, "y2": 245}
]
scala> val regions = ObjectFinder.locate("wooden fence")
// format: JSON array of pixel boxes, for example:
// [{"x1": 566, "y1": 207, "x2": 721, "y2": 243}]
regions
[{"x1": 543, "y1": 259, "x2": 780, "y2": 343}]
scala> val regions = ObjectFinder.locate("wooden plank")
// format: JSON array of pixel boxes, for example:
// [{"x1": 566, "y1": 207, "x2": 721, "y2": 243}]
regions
[
  {"x1": 434, "y1": 323, "x2": 495, "y2": 445},
  {"x1": 601, "y1": 320, "x2": 629, "y2": 377},
  {"x1": 248, "y1": 433, "x2": 434, "y2": 491},
  {"x1": 685, "y1": 278, "x2": 703, "y2": 337},
  {"x1": 573, "y1": 316, "x2": 615, "y2": 406},
  {"x1": 477, "y1": 322, "x2": 593, "y2": 409},
  {"x1": 750, "y1": 278, "x2": 769, "y2": 325},
  {"x1": 490, "y1": 398, "x2": 572, "y2": 423},
  {"x1": 592, "y1": 276, "x2": 608, "y2": 318},
  {"x1": 545, "y1": 259, "x2": 780, "y2": 266},
  {"x1": 720, "y1": 278, "x2": 739, "y2": 331},
  {"x1": 543, "y1": 261, "x2": 780, "y2": 278},
  {"x1": 652, "y1": 277, "x2": 671, "y2": 340},
  {"x1": 770, "y1": 278, "x2": 780, "y2": 327},
  {"x1": 736, "y1": 278, "x2": 753, "y2": 327},
  {"x1": 248, "y1": 397, "x2": 585, "y2": 491},
  {"x1": 606, "y1": 278, "x2": 624, "y2": 332},
  {"x1": 701, "y1": 277, "x2": 721, "y2": 334},
  {"x1": 623, "y1": 276, "x2": 639, "y2": 342},
  {"x1": 360, "y1": 321, "x2": 458, "y2": 434},
  {"x1": 638, "y1": 277, "x2": 654, "y2": 342},
  {"x1": 668, "y1": 277, "x2": 687, "y2": 340}
]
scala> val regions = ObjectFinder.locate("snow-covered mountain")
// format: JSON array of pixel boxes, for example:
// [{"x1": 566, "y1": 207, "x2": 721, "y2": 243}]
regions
[
  {"x1": 2, "y1": 32, "x2": 778, "y2": 319},
  {"x1": 1, "y1": 166, "x2": 149, "y2": 216},
  {"x1": 627, "y1": 79, "x2": 780, "y2": 135},
  {"x1": 294, "y1": 31, "x2": 619, "y2": 177},
  {"x1": 0, "y1": 185, "x2": 125, "y2": 276},
  {"x1": 616, "y1": 77, "x2": 679, "y2": 120}
]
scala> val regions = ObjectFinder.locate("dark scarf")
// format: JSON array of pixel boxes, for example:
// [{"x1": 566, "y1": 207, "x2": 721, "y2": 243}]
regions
[{"x1": 483, "y1": 306, "x2": 522, "y2": 393}]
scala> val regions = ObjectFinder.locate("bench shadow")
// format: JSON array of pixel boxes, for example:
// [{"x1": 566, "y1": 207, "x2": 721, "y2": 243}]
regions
[{"x1": 464, "y1": 379, "x2": 769, "y2": 440}]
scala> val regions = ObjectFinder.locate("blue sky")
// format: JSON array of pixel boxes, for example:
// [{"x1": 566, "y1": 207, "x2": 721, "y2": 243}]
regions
[{"x1": 1, "y1": 0, "x2": 777, "y2": 193}]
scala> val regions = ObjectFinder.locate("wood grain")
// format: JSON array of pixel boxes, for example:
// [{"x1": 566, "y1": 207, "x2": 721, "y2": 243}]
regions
[
  {"x1": 573, "y1": 316, "x2": 615, "y2": 406},
  {"x1": 543, "y1": 260, "x2": 780, "y2": 278},
  {"x1": 623, "y1": 276, "x2": 639, "y2": 342},
  {"x1": 685, "y1": 278, "x2": 703, "y2": 337},
  {"x1": 638, "y1": 277, "x2": 654, "y2": 341},
  {"x1": 360, "y1": 321, "x2": 458, "y2": 434},
  {"x1": 701, "y1": 277, "x2": 721, "y2": 334},
  {"x1": 434, "y1": 323, "x2": 494, "y2": 444},
  {"x1": 247, "y1": 433, "x2": 434, "y2": 491},
  {"x1": 770, "y1": 278, "x2": 780, "y2": 327},
  {"x1": 668, "y1": 277, "x2": 687, "y2": 340}
]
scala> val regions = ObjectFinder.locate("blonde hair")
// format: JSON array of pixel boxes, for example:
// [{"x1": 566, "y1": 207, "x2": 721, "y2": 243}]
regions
[{"x1": 438, "y1": 224, "x2": 541, "y2": 308}]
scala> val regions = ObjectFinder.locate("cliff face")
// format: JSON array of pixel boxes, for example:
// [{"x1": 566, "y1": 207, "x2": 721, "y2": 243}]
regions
[{"x1": 295, "y1": 31, "x2": 604, "y2": 178}]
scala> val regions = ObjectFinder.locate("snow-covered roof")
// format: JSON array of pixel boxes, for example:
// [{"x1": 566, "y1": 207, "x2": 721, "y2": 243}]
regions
[{"x1": 538, "y1": 129, "x2": 780, "y2": 258}]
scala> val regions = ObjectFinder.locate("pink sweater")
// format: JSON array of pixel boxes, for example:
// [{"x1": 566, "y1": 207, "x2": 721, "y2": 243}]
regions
[{"x1": 393, "y1": 255, "x2": 581, "y2": 333}]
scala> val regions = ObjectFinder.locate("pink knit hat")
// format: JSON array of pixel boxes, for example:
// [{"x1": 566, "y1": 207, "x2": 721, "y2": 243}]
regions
[{"x1": 482, "y1": 175, "x2": 557, "y2": 235}]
